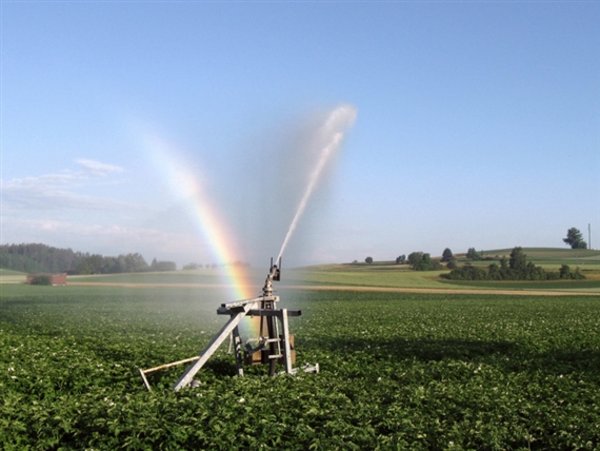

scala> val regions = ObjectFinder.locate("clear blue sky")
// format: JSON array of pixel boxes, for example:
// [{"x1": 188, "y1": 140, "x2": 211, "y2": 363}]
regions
[{"x1": 2, "y1": 1, "x2": 599, "y2": 266}]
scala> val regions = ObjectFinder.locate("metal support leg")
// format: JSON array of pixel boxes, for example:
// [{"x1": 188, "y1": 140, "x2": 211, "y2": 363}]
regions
[
  {"x1": 232, "y1": 326, "x2": 244, "y2": 377},
  {"x1": 174, "y1": 306, "x2": 250, "y2": 391},
  {"x1": 281, "y1": 308, "x2": 293, "y2": 374},
  {"x1": 267, "y1": 313, "x2": 277, "y2": 376}
]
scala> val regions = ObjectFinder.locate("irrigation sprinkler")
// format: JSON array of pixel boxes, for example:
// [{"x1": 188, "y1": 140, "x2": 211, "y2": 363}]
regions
[
  {"x1": 139, "y1": 258, "x2": 318, "y2": 391},
  {"x1": 139, "y1": 106, "x2": 356, "y2": 391}
]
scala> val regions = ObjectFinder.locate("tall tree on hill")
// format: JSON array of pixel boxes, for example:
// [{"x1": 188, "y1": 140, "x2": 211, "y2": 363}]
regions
[
  {"x1": 563, "y1": 227, "x2": 587, "y2": 249},
  {"x1": 509, "y1": 247, "x2": 527, "y2": 272},
  {"x1": 441, "y1": 248, "x2": 453, "y2": 262}
]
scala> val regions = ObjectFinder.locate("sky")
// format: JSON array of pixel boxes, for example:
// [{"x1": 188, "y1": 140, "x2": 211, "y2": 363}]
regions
[{"x1": 1, "y1": 1, "x2": 599, "y2": 268}]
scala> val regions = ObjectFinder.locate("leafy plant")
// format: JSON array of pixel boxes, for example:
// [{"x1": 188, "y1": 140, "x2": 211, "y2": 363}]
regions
[{"x1": 1, "y1": 285, "x2": 599, "y2": 449}]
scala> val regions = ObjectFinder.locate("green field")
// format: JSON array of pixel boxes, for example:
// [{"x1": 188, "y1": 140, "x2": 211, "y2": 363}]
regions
[
  {"x1": 290, "y1": 248, "x2": 600, "y2": 295},
  {"x1": 292, "y1": 265, "x2": 600, "y2": 293},
  {"x1": 1, "y1": 282, "x2": 599, "y2": 449}
]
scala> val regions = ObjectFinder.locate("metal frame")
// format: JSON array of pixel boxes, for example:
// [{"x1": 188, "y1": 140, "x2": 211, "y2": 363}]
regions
[{"x1": 138, "y1": 258, "x2": 316, "y2": 391}]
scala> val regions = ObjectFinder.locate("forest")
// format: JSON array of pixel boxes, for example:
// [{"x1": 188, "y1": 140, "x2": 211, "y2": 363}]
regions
[{"x1": 0, "y1": 243, "x2": 175, "y2": 274}]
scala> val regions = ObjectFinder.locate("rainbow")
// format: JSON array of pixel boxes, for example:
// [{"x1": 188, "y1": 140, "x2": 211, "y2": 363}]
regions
[{"x1": 141, "y1": 131, "x2": 255, "y2": 301}]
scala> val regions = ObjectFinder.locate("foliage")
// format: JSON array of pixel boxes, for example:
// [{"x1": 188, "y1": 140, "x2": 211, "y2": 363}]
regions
[
  {"x1": 444, "y1": 247, "x2": 585, "y2": 281},
  {"x1": 563, "y1": 227, "x2": 587, "y2": 249},
  {"x1": 150, "y1": 259, "x2": 177, "y2": 271},
  {"x1": 1, "y1": 285, "x2": 599, "y2": 449},
  {"x1": 0, "y1": 243, "x2": 150, "y2": 275},
  {"x1": 441, "y1": 248, "x2": 453, "y2": 262},
  {"x1": 0, "y1": 243, "x2": 77, "y2": 273},
  {"x1": 26, "y1": 274, "x2": 52, "y2": 285},
  {"x1": 395, "y1": 255, "x2": 406, "y2": 265},
  {"x1": 407, "y1": 252, "x2": 442, "y2": 271},
  {"x1": 365, "y1": 256, "x2": 373, "y2": 264},
  {"x1": 466, "y1": 248, "x2": 482, "y2": 260}
]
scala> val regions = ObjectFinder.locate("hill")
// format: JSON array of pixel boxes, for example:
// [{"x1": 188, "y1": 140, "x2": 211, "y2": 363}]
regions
[{"x1": 479, "y1": 247, "x2": 600, "y2": 267}]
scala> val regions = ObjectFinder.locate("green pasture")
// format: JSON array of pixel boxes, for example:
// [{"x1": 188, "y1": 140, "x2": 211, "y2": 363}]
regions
[
  {"x1": 1, "y1": 283, "x2": 599, "y2": 449},
  {"x1": 292, "y1": 263, "x2": 600, "y2": 294},
  {"x1": 481, "y1": 247, "x2": 600, "y2": 269},
  {"x1": 289, "y1": 265, "x2": 448, "y2": 289},
  {"x1": 482, "y1": 247, "x2": 600, "y2": 260}
]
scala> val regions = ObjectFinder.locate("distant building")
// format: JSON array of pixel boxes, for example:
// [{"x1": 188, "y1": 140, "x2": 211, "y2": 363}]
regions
[{"x1": 26, "y1": 273, "x2": 67, "y2": 286}]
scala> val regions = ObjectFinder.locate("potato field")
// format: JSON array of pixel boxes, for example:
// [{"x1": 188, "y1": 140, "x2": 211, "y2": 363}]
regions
[{"x1": 1, "y1": 284, "x2": 599, "y2": 449}]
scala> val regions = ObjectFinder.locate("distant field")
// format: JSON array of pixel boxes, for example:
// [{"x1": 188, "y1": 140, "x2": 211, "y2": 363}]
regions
[
  {"x1": 292, "y1": 261, "x2": 600, "y2": 295},
  {"x1": 483, "y1": 247, "x2": 600, "y2": 260},
  {"x1": 2, "y1": 248, "x2": 599, "y2": 296},
  {"x1": 481, "y1": 247, "x2": 600, "y2": 269},
  {"x1": 289, "y1": 265, "x2": 448, "y2": 289},
  {"x1": 71, "y1": 269, "x2": 236, "y2": 285},
  {"x1": 0, "y1": 268, "x2": 26, "y2": 284}
]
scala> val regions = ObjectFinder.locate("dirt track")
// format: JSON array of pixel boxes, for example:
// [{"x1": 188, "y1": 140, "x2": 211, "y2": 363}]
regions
[{"x1": 68, "y1": 281, "x2": 599, "y2": 297}]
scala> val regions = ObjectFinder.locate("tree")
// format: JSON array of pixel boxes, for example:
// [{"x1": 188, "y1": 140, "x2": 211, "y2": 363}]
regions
[
  {"x1": 395, "y1": 255, "x2": 406, "y2": 264},
  {"x1": 466, "y1": 248, "x2": 482, "y2": 260},
  {"x1": 408, "y1": 251, "x2": 441, "y2": 271},
  {"x1": 509, "y1": 247, "x2": 527, "y2": 272},
  {"x1": 365, "y1": 256, "x2": 373, "y2": 264},
  {"x1": 151, "y1": 259, "x2": 177, "y2": 271},
  {"x1": 407, "y1": 252, "x2": 423, "y2": 267},
  {"x1": 441, "y1": 248, "x2": 453, "y2": 262},
  {"x1": 563, "y1": 227, "x2": 587, "y2": 249}
]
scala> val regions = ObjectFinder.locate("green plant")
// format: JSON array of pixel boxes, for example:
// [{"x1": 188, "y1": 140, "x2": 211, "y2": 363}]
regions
[
  {"x1": 1, "y1": 285, "x2": 599, "y2": 449},
  {"x1": 27, "y1": 274, "x2": 52, "y2": 285}
]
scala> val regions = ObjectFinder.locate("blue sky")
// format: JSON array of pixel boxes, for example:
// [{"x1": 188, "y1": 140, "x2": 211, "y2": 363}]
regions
[{"x1": 2, "y1": 1, "x2": 599, "y2": 267}]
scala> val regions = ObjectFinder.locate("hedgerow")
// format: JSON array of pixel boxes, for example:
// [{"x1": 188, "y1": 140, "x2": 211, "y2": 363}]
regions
[{"x1": 443, "y1": 247, "x2": 585, "y2": 281}]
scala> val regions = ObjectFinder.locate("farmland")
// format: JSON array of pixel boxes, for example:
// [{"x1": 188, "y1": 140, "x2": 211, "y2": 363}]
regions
[{"x1": 1, "y1": 277, "x2": 600, "y2": 449}]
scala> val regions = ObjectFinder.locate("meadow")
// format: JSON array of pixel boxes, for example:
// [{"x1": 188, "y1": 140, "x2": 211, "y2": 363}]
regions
[{"x1": 1, "y1": 280, "x2": 599, "y2": 449}]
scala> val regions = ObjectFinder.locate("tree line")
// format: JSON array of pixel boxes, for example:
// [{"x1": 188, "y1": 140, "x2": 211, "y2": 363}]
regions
[
  {"x1": 0, "y1": 243, "x2": 176, "y2": 275},
  {"x1": 362, "y1": 227, "x2": 590, "y2": 273},
  {"x1": 442, "y1": 247, "x2": 584, "y2": 281}
]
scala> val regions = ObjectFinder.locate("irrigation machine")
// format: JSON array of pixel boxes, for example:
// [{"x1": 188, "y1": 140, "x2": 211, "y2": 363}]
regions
[{"x1": 139, "y1": 258, "x2": 318, "y2": 391}]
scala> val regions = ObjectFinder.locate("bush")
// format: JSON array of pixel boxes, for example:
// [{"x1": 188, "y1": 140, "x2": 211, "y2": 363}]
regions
[
  {"x1": 27, "y1": 274, "x2": 52, "y2": 285},
  {"x1": 446, "y1": 259, "x2": 458, "y2": 270}
]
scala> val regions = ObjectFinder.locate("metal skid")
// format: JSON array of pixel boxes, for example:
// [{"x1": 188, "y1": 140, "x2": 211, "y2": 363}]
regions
[{"x1": 139, "y1": 259, "x2": 317, "y2": 391}]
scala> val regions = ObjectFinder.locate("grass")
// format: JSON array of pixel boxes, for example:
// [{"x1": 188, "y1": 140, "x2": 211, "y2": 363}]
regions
[
  {"x1": 289, "y1": 265, "x2": 449, "y2": 289},
  {"x1": 1, "y1": 283, "x2": 599, "y2": 449},
  {"x1": 481, "y1": 247, "x2": 600, "y2": 270},
  {"x1": 483, "y1": 247, "x2": 600, "y2": 260},
  {"x1": 290, "y1": 264, "x2": 600, "y2": 295}
]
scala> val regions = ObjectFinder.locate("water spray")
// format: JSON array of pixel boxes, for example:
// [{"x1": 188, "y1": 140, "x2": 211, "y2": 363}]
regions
[
  {"x1": 138, "y1": 104, "x2": 356, "y2": 390},
  {"x1": 277, "y1": 105, "x2": 357, "y2": 262}
]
